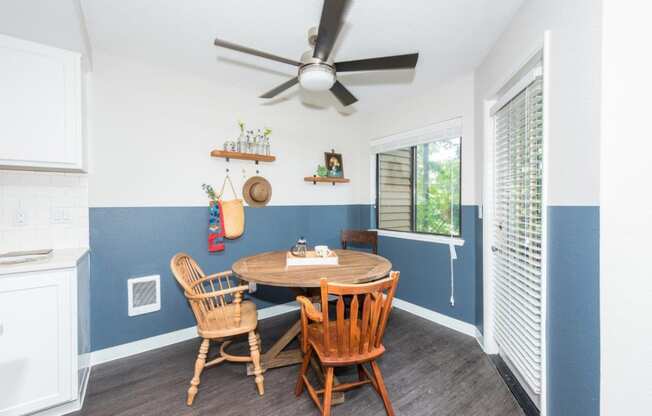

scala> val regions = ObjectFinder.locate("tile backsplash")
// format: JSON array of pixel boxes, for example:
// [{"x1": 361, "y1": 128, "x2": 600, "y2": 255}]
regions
[{"x1": 0, "y1": 170, "x2": 89, "y2": 252}]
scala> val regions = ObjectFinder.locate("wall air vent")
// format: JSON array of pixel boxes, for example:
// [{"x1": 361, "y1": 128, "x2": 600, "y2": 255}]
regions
[{"x1": 127, "y1": 275, "x2": 161, "y2": 316}]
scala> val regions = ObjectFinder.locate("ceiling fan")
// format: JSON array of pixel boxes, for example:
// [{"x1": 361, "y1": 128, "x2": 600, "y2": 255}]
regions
[{"x1": 213, "y1": 0, "x2": 419, "y2": 107}]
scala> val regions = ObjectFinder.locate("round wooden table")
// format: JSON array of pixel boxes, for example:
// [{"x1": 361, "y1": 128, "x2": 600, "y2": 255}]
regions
[
  {"x1": 233, "y1": 249, "x2": 392, "y2": 404},
  {"x1": 232, "y1": 249, "x2": 392, "y2": 287}
]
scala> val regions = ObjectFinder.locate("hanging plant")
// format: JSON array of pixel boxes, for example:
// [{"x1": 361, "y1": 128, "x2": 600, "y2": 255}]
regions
[{"x1": 202, "y1": 183, "x2": 219, "y2": 204}]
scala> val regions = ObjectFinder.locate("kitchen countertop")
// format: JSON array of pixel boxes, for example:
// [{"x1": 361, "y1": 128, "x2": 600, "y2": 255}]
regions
[{"x1": 0, "y1": 247, "x2": 89, "y2": 276}]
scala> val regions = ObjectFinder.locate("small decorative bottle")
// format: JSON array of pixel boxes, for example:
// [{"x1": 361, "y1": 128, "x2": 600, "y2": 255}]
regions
[
  {"x1": 236, "y1": 132, "x2": 243, "y2": 153},
  {"x1": 246, "y1": 130, "x2": 253, "y2": 153},
  {"x1": 236, "y1": 120, "x2": 245, "y2": 153},
  {"x1": 263, "y1": 127, "x2": 272, "y2": 156},
  {"x1": 256, "y1": 129, "x2": 263, "y2": 154}
]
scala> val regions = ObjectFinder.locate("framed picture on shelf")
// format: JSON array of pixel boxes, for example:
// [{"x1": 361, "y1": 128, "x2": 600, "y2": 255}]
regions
[{"x1": 324, "y1": 151, "x2": 343, "y2": 178}]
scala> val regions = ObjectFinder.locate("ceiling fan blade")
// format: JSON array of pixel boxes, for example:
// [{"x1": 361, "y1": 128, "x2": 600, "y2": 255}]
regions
[
  {"x1": 330, "y1": 80, "x2": 358, "y2": 106},
  {"x1": 313, "y1": 0, "x2": 351, "y2": 62},
  {"x1": 335, "y1": 53, "x2": 419, "y2": 72},
  {"x1": 260, "y1": 77, "x2": 299, "y2": 99},
  {"x1": 214, "y1": 38, "x2": 301, "y2": 67}
]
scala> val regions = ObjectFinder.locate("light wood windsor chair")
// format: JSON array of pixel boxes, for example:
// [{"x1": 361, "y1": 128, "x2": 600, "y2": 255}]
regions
[
  {"x1": 295, "y1": 271, "x2": 400, "y2": 416},
  {"x1": 170, "y1": 253, "x2": 264, "y2": 405}
]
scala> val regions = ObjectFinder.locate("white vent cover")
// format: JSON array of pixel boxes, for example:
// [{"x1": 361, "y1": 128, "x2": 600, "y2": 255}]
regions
[{"x1": 128, "y1": 275, "x2": 161, "y2": 316}]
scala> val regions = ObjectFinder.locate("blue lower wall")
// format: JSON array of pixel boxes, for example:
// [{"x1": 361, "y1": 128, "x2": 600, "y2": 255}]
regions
[
  {"x1": 89, "y1": 204, "x2": 368, "y2": 351},
  {"x1": 547, "y1": 206, "x2": 600, "y2": 416},
  {"x1": 376, "y1": 206, "x2": 480, "y2": 325},
  {"x1": 89, "y1": 203, "x2": 600, "y2": 416}
]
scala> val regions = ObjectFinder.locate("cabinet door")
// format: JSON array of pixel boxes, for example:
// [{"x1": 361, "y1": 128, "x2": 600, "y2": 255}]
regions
[
  {"x1": 0, "y1": 34, "x2": 83, "y2": 171},
  {"x1": 0, "y1": 269, "x2": 74, "y2": 416}
]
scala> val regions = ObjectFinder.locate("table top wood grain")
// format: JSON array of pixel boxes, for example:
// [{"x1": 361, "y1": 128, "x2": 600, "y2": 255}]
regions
[{"x1": 232, "y1": 250, "x2": 392, "y2": 288}]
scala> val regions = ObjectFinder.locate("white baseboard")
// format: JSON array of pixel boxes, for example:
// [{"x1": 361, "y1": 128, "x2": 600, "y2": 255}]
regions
[
  {"x1": 90, "y1": 301, "x2": 299, "y2": 366},
  {"x1": 91, "y1": 298, "x2": 482, "y2": 367},
  {"x1": 475, "y1": 327, "x2": 486, "y2": 352},
  {"x1": 392, "y1": 298, "x2": 478, "y2": 338}
]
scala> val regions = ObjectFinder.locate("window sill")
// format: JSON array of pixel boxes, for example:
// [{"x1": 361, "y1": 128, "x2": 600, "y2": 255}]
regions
[{"x1": 370, "y1": 229, "x2": 465, "y2": 246}]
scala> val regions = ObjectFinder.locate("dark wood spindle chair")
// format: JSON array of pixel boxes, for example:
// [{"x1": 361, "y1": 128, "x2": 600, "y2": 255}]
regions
[
  {"x1": 340, "y1": 229, "x2": 378, "y2": 254},
  {"x1": 295, "y1": 272, "x2": 400, "y2": 416},
  {"x1": 170, "y1": 253, "x2": 264, "y2": 406}
]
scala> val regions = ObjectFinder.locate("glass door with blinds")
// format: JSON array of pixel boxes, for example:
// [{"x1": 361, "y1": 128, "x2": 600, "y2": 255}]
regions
[{"x1": 492, "y1": 73, "x2": 544, "y2": 406}]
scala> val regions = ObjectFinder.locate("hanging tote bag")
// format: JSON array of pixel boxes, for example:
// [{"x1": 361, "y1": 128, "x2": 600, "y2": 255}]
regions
[{"x1": 218, "y1": 175, "x2": 245, "y2": 239}]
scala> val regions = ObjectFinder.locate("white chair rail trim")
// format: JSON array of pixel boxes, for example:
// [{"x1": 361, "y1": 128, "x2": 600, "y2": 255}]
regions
[{"x1": 371, "y1": 229, "x2": 465, "y2": 246}]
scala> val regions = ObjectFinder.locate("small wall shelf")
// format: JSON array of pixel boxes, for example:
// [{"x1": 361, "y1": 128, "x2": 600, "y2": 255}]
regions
[
  {"x1": 210, "y1": 150, "x2": 276, "y2": 164},
  {"x1": 304, "y1": 176, "x2": 350, "y2": 185}
]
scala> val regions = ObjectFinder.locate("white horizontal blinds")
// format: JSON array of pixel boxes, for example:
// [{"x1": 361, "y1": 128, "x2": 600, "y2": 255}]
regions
[
  {"x1": 493, "y1": 75, "x2": 544, "y2": 396},
  {"x1": 377, "y1": 149, "x2": 412, "y2": 231}
]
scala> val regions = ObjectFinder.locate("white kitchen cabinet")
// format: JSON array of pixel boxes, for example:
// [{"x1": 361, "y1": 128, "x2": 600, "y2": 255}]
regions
[
  {"x1": 0, "y1": 34, "x2": 85, "y2": 172},
  {"x1": 0, "y1": 249, "x2": 90, "y2": 416}
]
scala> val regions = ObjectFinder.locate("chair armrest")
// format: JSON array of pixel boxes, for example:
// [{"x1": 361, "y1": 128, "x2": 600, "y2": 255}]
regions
[
  {"x1": 296, "y1": 296, "x2": 323, "y2": 322},
  {"x1": 205, "y1": 270, "x2": 234, "y2": 280},
  {"x1": 185, "y1": 284, "x2": 250, "y2": 300},
  {"x1": 205, "y1": 270, "x2": 256, "y2": 293}
]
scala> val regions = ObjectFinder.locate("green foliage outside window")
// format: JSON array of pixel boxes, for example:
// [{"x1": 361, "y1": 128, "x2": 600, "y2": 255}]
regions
[{"x1": 414, "y1": 138, "x2": 461, "y2": 236}]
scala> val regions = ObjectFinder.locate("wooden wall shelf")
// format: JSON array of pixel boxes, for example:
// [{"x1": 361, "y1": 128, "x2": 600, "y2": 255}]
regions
[
  {"x1": 304, "y1": 176, "x2": 350, "y2": 185},
  {"x1": 210, "y1": 150, "x2": 276, "y2": 163}
]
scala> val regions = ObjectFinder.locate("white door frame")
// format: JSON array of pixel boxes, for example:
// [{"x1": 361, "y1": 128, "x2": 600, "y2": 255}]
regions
[{"x1": 481, "y1": 31, "x2": 550, "y2": 416}]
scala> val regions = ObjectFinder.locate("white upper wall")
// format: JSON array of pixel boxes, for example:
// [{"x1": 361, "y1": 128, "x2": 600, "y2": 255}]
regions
[
  {"x1": 359, "y1": 72, "x2": 477, "y2": 206},
  {"x1": 600, "y1": 1, "x2": 652, "y2": 413},
  {"x1": 88, "y1": 53, "x2": 369, "y2": 207},
  {"x1": 474, "y1": 0, "x2": 602, "y2": 206}
]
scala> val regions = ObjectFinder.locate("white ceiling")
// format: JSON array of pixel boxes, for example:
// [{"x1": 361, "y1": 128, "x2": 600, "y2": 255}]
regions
[
  {"x1": 0, "y1": 0, "x2": 89, "y2": 55},
  {"x1": 79, "y1": 0, "x2": 523, "y2": 110}
]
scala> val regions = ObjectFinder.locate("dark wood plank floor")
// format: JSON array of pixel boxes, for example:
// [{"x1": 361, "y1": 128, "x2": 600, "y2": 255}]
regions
[{"x1": 72, "y1": 309, "x2": 523, "y2": 416}]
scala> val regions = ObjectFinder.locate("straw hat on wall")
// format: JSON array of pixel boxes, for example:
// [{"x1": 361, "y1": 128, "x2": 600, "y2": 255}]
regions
[{"x1": 242, "y1": 176, "x2": 272, "y2": 207}]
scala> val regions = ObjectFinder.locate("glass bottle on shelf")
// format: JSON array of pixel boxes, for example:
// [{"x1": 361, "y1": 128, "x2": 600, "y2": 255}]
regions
[
  {"x1": 264, "y1": 136, "x2": 271, "y2": 156},
  {"x1": 257, "y1": 129, "x2": 264, "y2": 154},
  {"x1": 246, "y1": 130, "x2": 253, "y2": 153}
]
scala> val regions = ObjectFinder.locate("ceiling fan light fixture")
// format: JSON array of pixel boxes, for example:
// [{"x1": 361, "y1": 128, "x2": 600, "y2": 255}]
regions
[{"x1": 299, "y1": 64, "x2": 335, "y2": 91}]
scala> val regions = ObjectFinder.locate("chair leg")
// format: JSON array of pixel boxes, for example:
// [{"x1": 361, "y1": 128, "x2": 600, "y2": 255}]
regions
[
  {"x1": 187, "y1": 338, "x2": 210, "y2": 406},
  {"x1": 248, "y1": 331, "x2": 265, "y2": 395},
  {"x1": 370, "y1": 361, "x2": 394, "y2": 416},
  {"x1": 256, "y1": 332, "x2": 263, "y2": 352},
  {"x1": 295, "y1": 346, "x2": 313, "y2": 396},
  {"x1": 322, "y1": 366, "x2": 334, "y2": 416}
]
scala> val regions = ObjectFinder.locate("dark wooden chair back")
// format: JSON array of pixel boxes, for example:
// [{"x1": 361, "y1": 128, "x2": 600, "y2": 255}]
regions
[
  {"x1": 341, "y1": 229, "x2": 378, "y2": 254},
  {"x1": 319, "y1": 272, "x2": 399, "y2": 359}
]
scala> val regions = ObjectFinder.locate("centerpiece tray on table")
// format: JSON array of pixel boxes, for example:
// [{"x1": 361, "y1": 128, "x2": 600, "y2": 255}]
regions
[{"x1": 286, "y1": 250, "x2": 339, "y2": 267}]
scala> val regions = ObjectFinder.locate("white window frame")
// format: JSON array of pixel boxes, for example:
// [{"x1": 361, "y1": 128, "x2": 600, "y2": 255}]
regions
[
  {"x1": 369, "y1": 117, "x2": 464, "y2": 246},
  {"x1": 482, "y1": 32, "x2": 550, "y2": 415}
]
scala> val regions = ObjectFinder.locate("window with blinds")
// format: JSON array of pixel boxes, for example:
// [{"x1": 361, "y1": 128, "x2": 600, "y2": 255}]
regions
[
  {"x1": 376, "y1": 137, "x2": 461, "y2": 236},
  {"x1": 493, "y1": 75, "x2": 544, "y2": 401},
  {"x1": 377, "y1": 149, "x2": 413, "y2": 231}
]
